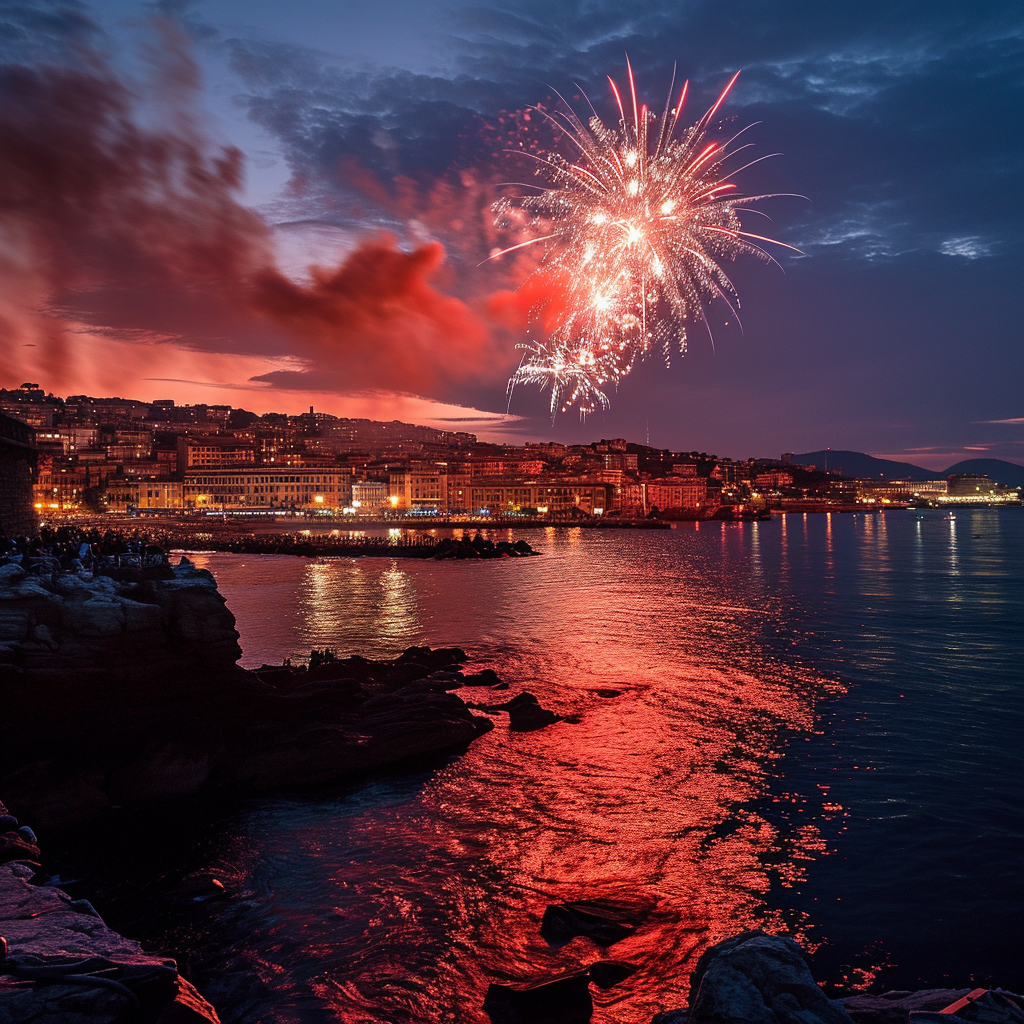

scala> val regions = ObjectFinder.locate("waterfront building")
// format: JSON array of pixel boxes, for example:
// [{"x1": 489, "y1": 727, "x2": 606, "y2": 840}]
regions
[
  {"x1": 350, "y1": 480, "x2": 389, "y2": 513},
  {"x1": 644, "y1": 477, "x2": 716, "y2": 517},
  {"x1": 182, "y1": 467, "x2": 351, "y2": 509},
  {"x1": 388, "y1": 464, "x2": 449, "y2": 512},
  {"x1": 447, "y1": 478, "x2": 615, "y2": 516}
]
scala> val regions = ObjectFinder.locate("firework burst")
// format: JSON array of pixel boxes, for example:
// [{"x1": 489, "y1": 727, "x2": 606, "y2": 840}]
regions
[{"x1": 493, "y1": 61, "x2": 798, "y2": 417}]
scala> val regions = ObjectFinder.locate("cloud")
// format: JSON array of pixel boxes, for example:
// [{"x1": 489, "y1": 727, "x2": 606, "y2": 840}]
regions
[
  {"x1": 250, "y1": 236, "x2": 499, "y2": 393},
  {"x1": 0, "y1": 16, "x2": 505, "y2": 405},
  {"x1": 940, "y1": 237, "x2": 996, "y2": 259}
]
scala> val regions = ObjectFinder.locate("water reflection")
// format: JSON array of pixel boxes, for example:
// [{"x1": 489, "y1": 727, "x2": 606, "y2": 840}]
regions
[{"x1": 184, "y1": 526, "x2": 840, "y2": 1023}]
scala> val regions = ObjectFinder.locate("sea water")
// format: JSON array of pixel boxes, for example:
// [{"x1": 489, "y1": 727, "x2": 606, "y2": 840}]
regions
[{"x1": 58, "y1": 509, "x2": 1024, "y2": 1023}]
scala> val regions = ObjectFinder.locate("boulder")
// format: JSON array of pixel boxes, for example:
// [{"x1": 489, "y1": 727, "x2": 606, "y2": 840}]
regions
[
  {"x1": 463, "y1": 669, "x2": 502, "y2": 687},
  {"x1": 686, "y1": 931, "x2": 854, "y2": 1024},
  {"x1": 541, "y1": 901, "x2": 638, "y2": 946},
  {"x1": 484, "y1": 969, "x2": 593, "y2": 1024},
  {"x1": 481, "y1": 692, "x2": 562, "y2": 732}
]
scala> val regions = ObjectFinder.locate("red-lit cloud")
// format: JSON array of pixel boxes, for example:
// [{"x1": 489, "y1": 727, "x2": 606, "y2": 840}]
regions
[{"x1": 0, "y1": 22, "x2": 511, "y2": 410}]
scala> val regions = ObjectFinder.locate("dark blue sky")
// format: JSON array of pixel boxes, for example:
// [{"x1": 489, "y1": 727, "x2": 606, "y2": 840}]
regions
[{"x1": 2, "y1": 0, "x2": 1022, "y2": 465}]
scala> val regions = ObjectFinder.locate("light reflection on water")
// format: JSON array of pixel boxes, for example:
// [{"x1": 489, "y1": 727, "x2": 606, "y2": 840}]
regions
[
  {"x1": 135, "y1": 509, "x2": 1023, "y2": 1022},
  {"x1": 174, "y1": 525, "x2": 839, "y2": 1022}
]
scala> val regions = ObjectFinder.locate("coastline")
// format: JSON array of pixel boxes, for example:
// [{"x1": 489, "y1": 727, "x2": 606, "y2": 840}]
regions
[{"x1": 4, "y1": 520, "x2": 1019, "y2": 1024}]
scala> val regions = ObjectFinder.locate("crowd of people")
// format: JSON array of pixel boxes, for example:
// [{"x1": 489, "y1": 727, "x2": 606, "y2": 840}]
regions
[{"x1": 0, "y1": 525, "x2": 168, "y2": 575}]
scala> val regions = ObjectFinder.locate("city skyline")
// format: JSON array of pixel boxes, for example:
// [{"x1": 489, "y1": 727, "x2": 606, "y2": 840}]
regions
[{"x1": 2, "y1": 1, "x2": 1022, "y2": 468}]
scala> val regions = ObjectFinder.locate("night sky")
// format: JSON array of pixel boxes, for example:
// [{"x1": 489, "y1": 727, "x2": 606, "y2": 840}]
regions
[{"x1": 2, "y1": 0, "x2": 1022, "y2": 467}]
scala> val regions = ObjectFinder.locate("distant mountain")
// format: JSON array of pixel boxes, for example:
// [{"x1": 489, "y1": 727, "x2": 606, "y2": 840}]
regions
[
  {"x1": 789, "y1": 450, "x2": 1024, "y2": 486},
  {"x1": 789, "y1": 450, "x2": 940, "y2": 481},
  {"x1": 942, "y1": 459, "x2": 1024, "y2": 488}
]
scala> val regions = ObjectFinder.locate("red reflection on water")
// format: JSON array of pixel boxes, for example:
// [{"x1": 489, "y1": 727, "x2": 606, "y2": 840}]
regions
[{"x1": 188, "y1": 539, "x2": 844, "y2": 1023}]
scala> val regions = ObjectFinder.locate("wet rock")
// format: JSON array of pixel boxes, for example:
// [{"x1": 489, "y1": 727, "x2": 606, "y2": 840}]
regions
[
  {"x1": 841, "y1": 990, "x2": 1024, "y2": 1024},
  {"x1": 482, "y1": 692, "x2": 562, "y2": 732},
  {"x1": 484, "y1": 969, "x2": 593, "y2": 1024},
  {"x1": 589, "y1": 960, "x2": 639, "y2": 989},
  {"x1": 398, "y1": 645, "x2": 468, "y2": 672},
  {"x1": 541, "y1": 901, "x2": 638, "y2": 946},
  {"x1": 594, "y1": 689, "x2": 623, "y2": 698},
  {"x1": 423, "y1": 670, "x2": 465, "y2": 690},
  {"x1": 508, "y1": 700, "x2": 561, "y2": 732},
  {"x1": 686, "y1": 931, "x2": 854, "y2": 1024},
  {"x1": 0, "y1": 823, "x2": 219, "y2": 1024},
  {"x1": 0, "y1": 827, "x2": 40, "y2": 866},
  {"x1": 463, "y1": 669, "x2": 502, "y2": 687},
  {"x1": 231, "y1": 687, "x2": 492, "y2": 791},
  {"x1": 381, "y1": 662, "x2": 432, "y2": 688},
  {"x1": 841, "y1": 990, "x2": 970, "y2": 1024}
]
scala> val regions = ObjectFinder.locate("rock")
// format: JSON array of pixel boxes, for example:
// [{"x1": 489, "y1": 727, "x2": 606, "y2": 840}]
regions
[
  {"x1": 484, "y1": 969, "x2": 593, "y2": 1024},
  {"x1": 481, "y1": 692, "x2": 562, "y2": 732},
  {"x1": 381, "y1": 662, "x2": 432, "y2": 688},
  {"x1": 463, "y1": 669, "x2": 503, "y2": 687},
  {"x1": 841, "y1": 990, "x2": 1024, "y2": 1024},
  {"x1": 686, "y1": 931, "x2": 854, "y2": 1024},
  {"x1": 0, "y1": 763, "x2": 111, "y2": 831},
  {"x1": 0, "y1": 828, "x2": 40, "y2": 866},
  {"x1": 424, "y1": 670, "x2": 465, "y2": 690},
  {"x1": 0, "y1": 562, "x2": 493, "y2": 825},
  {"x1": 508, "y1": 702, "x2": 561, "y2": 733},
  {"x1": 589, "y1": 960, "x2": 639, "y2": 988},
  {"x1": 0, "y1": 827, "x2": 219, "y2": 1024},
  {"x1": 593, "y1": 689, "x2": 623, "y2": 698},
  {"x1": 842, "y1": 990, "x2": 971, "y2": 1024},
  {"x1": 541, "y1": 901, "x2": 638, "y2": 946},
  {"x1": 105, "y1": 742, "x2": 214, "y2": 805},
  {"x1": 0, "y1": 563, "x2": 27, "y2": 584},
  {"x1": 398, "y1": 645, "x2": 468, "y2": 671}
]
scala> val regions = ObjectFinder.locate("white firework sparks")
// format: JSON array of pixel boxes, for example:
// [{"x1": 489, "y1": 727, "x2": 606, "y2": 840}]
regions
[{"x1": 494, "y1": 61, "x2": 799, "y2": 417}]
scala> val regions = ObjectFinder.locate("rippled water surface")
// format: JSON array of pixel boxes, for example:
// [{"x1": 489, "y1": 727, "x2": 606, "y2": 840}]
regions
[{"x1": 62, "y1": 511, "x2": 1024, "y2": 1023}]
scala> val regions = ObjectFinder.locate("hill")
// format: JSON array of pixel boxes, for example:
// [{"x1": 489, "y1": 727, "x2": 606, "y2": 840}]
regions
[
  {"x1": 789, "y1": 450, "x2": 940, "y2": 481},
  {"x1": 942, "y1": 459, "x2": 1024, "y2": 488}
]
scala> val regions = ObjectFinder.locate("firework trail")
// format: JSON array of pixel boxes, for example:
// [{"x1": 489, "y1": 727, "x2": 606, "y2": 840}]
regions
[{"x1": 493, "y1": 61, "x2": 798, "y2": 417}]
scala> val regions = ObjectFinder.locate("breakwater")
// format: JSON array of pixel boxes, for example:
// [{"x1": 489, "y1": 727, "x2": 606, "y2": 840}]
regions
[{"x1": 164, "y1": 530, "x2": 539, "y2": 559}]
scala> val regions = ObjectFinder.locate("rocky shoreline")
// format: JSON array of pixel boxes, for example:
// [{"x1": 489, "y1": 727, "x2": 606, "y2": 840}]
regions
[{"x1": 0, "y1": 558, "x2": 510, "y2": 829}]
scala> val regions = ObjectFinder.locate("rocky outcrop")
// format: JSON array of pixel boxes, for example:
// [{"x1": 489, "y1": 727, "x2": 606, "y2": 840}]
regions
[
  {"x1": 655, "y1": 931, "x2": 856, "y2": 1024},
  {"x1": 0, "y1": 565, "x2": 496, "y2": 829},
  {"x1": 651, "y1": 933, "x2": 1024, "y2": 1024},
  {"x1": 0, "y1": 799, "x2": 219, "y2": 1023},
  {"x1": 843, "y1": 989, "x2": 1024, "y2": 1024},
  {"x1": 0, "y1": 559, "x2": 241, "y2": 680},
  {"x1": 484, "y1": 969, "x2": 594, "y2": 1024},
  {"x1": 471, "y1": 691, "x2": 563, "y2": 732}
]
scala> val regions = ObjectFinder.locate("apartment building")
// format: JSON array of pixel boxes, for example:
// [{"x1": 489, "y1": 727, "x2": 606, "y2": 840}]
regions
[{"x1": 182, "y1": 468, "x2": 351, "y2": 509}]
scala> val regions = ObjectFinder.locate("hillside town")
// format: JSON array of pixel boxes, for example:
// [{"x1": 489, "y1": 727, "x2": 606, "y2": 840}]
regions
[{"x1": 1, "y1": 383, "x2": 1019, "y2": 531}]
